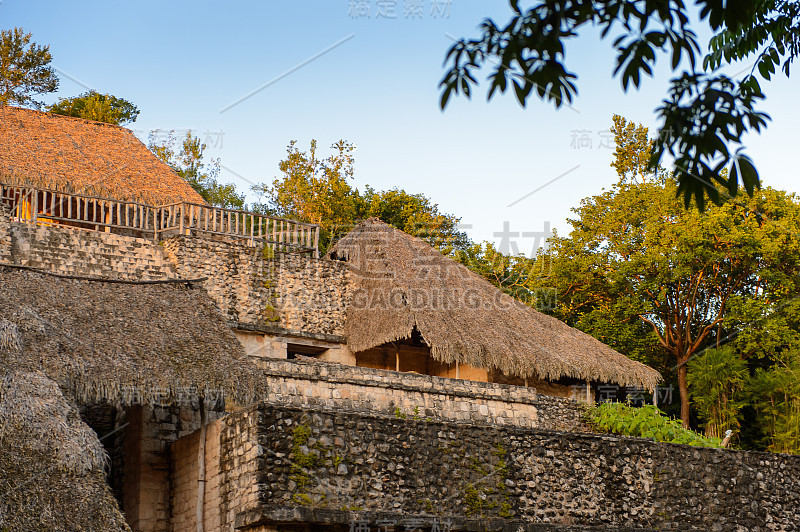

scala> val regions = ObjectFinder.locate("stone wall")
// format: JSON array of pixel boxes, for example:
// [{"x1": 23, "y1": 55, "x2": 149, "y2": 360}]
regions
[
  {"x1": 259, "y1": 358, "x2": 589, "y2": 432},
  {"x1": 218, "y1": 405, "x2": 266, "y2": 529},
  {"x1": 0, "y1": 219, "x2": 175, "y2": 280},
  {"x1": 171, "y1": 421, "x2": 223, "y2": 531},
  {"x1": 124, "y1": 404, "x2": 225, "y2": 532},
  {"x1": 0, "y1": 221, "x2": 350, "y2": 338},
  {"x1": 225, "y1": 403, "x2": 800, "y2": 532},
  {"x1": 162, "y1": 235, "x2": 350, "y2": 336}
]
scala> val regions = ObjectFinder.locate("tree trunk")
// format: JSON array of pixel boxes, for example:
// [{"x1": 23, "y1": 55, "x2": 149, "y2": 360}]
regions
[{"x1": 677, "y1": 362, "x2": 690, "y2": 428}]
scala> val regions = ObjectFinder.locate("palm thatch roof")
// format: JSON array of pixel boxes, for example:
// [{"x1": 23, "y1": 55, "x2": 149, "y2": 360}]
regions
[
  {"x1": 0, "y1": 266, "x2": 267, "y2": 406},
  {"x1": 328, "y1": 218, "x2": 661, "y2": 391},
  {"x1": 0, "y1": 105, "x2": 204, "y2": 205},
  {"x1": 0, "y1": 368, "x2": 130, "y2": 531}
]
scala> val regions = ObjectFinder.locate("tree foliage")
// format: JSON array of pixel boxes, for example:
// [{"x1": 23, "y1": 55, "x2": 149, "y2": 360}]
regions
[
  {"x1": 687, "y1": 346, "x2": 749, "y2": 439},
  {"x1": 748, "y1": 353, "x2": 800, "y2": 454},
  {"x1": 148, "y1": 130, "x2": 244, "y2": 209},
  {"x1": 440, "y1": 1, "x2": 800, "y2": 209},
  {"x1": 254, "y1": 140, "x2": 469, "y2": 253},
  {"x1": 0, "y1": 28, "x2": 58, "y2": 108},
  {"x1": 47, "y1": 91, "x2": 140, "y2": 125},
  {"x1": 358, "y1": 186, "x2": 471, "y2": 254},
  {"x1": 253, "y1": 140, "x2": 360, "y2": 250},
  {"x1": 535, "y1": 116, "x2": 800, "y2": 427}
]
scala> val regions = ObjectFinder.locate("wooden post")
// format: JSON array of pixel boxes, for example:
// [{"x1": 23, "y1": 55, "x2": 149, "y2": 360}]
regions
[
  {"x1": 653, "y1": 387, "x2": 658, "y2": 407},
  {"x1": 585, "y1": 380, "x2": 591, "y2": 403},
  {"x1": 455, "y1": 363, "x2": 460, "y2": 380},
  {"x1": 31, "y1": 190, "x2": 38, "y2": 225},
  {"x1": 395, "y1": 351, "x2": 400, "y2": 372},
  {"x1": 313, "y1": 226, "x2": 320, "y2": 258}
]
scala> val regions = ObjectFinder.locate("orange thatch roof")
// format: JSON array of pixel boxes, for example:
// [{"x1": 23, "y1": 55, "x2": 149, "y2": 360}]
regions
[
  {"x1": 0, "y1": 105, "x2": 204, "y2": 205},
  {"x1": 329, "y1": 218, "x2": 662, "y2": 391}
]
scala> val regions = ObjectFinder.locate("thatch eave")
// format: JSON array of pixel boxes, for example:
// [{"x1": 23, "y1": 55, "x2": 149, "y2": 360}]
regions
[
  {"x1": 0, "y1": 368, "x2": 130, "y2": 531},
  {"x1": 329, "y1": 218, "x2": 662, "y2": 391},
  {"x1": 0, "y1": 267, "x2": 267, "y2": 407}
]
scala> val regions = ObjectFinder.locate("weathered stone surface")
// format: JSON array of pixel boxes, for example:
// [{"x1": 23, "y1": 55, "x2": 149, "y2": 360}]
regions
[
  {"x1": 0, "y1": 203, "x2": 11, "y2": 259},
  {"x1": 224, "y1": 404, "x2": 800, "y2": 532},
  {"x1": 163, "y1": 235, "x2": 350, "y2": 336},
  {"x1": 258, "y1": 358, "x2": 589, "y2": 432},
  {"x1": 0, "y1": 217, "x2": 174, "y2": 279}
]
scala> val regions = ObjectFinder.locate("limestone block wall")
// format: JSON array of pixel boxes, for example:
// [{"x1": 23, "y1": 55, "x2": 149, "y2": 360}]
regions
[
  {"x1": 0, "y1": 219, "x2": 175, "y2": 280},
  {"x1": 124, "y1": 405, "x2": 225, "y2": 532},
  {"x1": 219, "y1": 405, "x2": 265, "y2": 529},
  {"x1": 232, "y1": 404, "x2": 800, "y2": 532},
  {"x1": 162, "y1": 236, "x2": 277, "y2": 324},
  {"x1": 171, "y1": 421, "x2": 223, "y2": 532},
  {"x1": 162, "y1": 235, "x2": 350, "y2": 336},
  {"x1": 258, "y1": 358, "x2": 588, "y2": 432},
  {"x1": 273, "y1": 252, "x2": 349, "y2": 335}
]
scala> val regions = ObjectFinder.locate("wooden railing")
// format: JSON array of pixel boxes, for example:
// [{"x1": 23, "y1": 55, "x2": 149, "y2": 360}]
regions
[
  {"x1": 0, "y1": 183, "x2": 319, "y2": 257},
  {"x1": 157, "y1": 202, "x2": 319, "y2": 256}
]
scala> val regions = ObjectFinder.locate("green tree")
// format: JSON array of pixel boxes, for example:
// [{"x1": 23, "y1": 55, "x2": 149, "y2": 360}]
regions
[
  {"x1": 47, "y1": 91, "x2": 139, "y2": 125},
  {"x1": 148, "y1": 130, "x2": 244, "y2": 208},
  {"x1": 357, "y1": 186, "x2": 470, "y2": 254},
  {"x1": 536, "y1": 116, "x2": 800, "y2": 427},
  {"x1": 748, "y1": 353, "x2": 800, "y2": 454},
  {"x1": 440, "y1": 1, "x2": 800, "y2": 209},
  {"x1": 544, "y1": 177, "x2": 800, "y2": 428},
  {"x1": 0, "y1": 28, "x2": 59, "y2": 108},
  {"x1": 254, "y1": 139, "x2": 470, "y2": 253},
  {"x1": 688, "y1": 346, "x2": 749, "y2": 440},
  {"x1": 253, "y1": 140, "x2": 359, "y2": 250}
]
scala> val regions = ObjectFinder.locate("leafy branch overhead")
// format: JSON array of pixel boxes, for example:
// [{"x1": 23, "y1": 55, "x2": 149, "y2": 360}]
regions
[{"x1": 440, "y1": 1, "x2": 800, "y2": 209}]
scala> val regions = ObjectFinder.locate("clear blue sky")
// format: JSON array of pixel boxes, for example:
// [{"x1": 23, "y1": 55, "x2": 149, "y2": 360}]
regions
[{"x1": 3, "y1": 1, "x2": 797, "y2": 250}]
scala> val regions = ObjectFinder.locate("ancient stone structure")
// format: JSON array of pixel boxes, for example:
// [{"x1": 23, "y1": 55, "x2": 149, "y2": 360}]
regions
[
  {"x1": 4, "y1": 196, "x2": 800, "y2": 532},
  {"x1": 171, "y1": 402, "x2": 800, "y2": 532},
  {"x1": 162, "y1": 235, "x2": 352, "y2": 360},
  {"x1": 257, "y1": 358, "x2": 590, "y2": 432}
]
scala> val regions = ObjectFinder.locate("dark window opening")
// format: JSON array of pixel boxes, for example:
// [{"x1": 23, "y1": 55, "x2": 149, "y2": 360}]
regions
[{"x1": 287, "y1": 343, "x2": 327, "y2": 360}]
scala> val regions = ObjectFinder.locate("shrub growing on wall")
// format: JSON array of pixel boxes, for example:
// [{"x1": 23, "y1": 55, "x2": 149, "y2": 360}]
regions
[{"x1": 587, "y1": 402, "x2": 722, "y2": 447}]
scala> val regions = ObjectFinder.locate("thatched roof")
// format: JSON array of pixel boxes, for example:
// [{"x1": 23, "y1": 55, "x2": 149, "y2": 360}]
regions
[
  {"x1": 0, "y1": 266, "x2": 267, "y2": 406},
  {"x1": 0, "y1": 105, "x2": 204, "y2": 205},
  {"x1": 328, "y1": 218, "x2": 661, "y2": 391},
  {"x1": 0, "y1": 368, "x2": 130, "y2": 531}
]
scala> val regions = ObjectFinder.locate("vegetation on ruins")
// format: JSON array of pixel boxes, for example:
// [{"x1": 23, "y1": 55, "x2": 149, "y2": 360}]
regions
[
  {"x1": 1, "y1": 28, "x2": 138, "y2": 127},
  {"x1": 687, "y1": 346, "x2": 749, "y2": 439},
  {"x1": 587, "y1": 402, "x2": 722, "y2": 447},
  {"x1": 533, "y1": 116, "x2": 800, "y2": 442},
  {"x1": 47, "y1": 91, "x2": 140, "y2": 125},
  {"x1": 148, "y1": 130, "x2": 246, "y2": 209}
]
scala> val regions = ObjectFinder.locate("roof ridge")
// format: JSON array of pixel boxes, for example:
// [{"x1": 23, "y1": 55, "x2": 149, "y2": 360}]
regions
[{"x1": 0, "y1": 104, "x2": 135, "y2": 133}]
